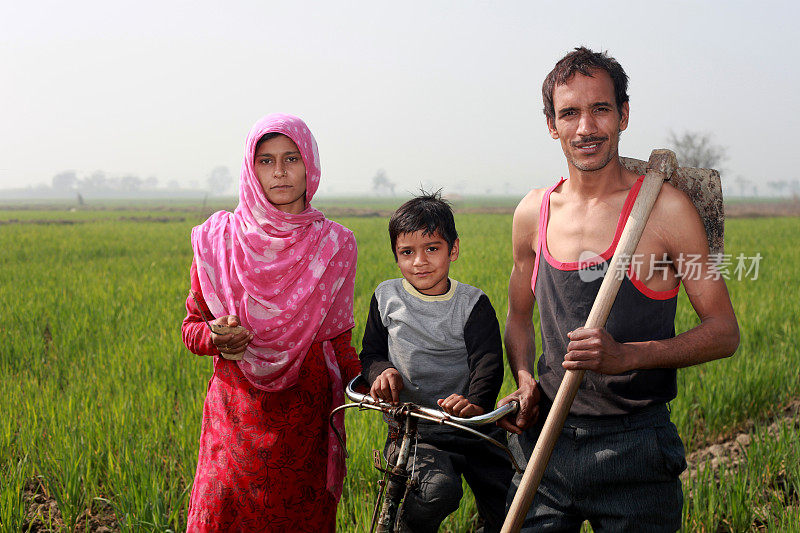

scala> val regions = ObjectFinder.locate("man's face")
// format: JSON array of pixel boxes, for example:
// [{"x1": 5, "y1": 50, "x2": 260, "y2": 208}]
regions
[
  {"x1": 547, "y1": 69, "x2": 629, "y2": 173},
  {"x1": 395, "y1": 230, "x2": 459, "y2": 296}
]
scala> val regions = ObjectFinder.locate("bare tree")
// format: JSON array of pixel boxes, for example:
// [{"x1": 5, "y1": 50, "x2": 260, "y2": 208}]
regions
[
  {"x1": 766, "y1": 180, "x2": 787, "y2": 197},
  {"x1": 144, "y1": 176, "x2": 159, "y2": 190},
  {"x1": 80, "y1": 171, "x2": 108, "y2": 191},
  {"x1": 667, "y1": 131, "x2": 727, "y2": 169},
  {"x1": 733, "y1": 175, "x2": 750, "y2": 197},
  {"x1": 372, "y1": 169, "x2": 396, "y2": 196},
  {"x1": 207, "y1": 166, "x2": 233, "y2": 195},
  {"x1": 52, "y1": 170, "x2": 77, "y2": 191},
  {"x1": 789, "y1": 180, "x2": 800, "y2": 199},
  {"x1": 120, "y1": 175, "x2": 143, "y2": 192}
]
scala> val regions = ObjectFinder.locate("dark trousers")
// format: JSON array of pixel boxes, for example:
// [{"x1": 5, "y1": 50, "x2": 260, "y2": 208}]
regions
[
  {"x1": 506, "y1": 403, "x2": 686, "y2": 533},
  {"x1": 384, "y1": 425, "x2": 514, "y2": 533}
]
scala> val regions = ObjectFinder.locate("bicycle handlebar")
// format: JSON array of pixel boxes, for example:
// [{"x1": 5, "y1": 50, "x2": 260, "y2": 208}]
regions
[
  {"x1": 344, "y1": 375, "x2": 519, "y2": 426},
  {"x1": 331, "y1": 376, "x2": 524, "y2": 473}
]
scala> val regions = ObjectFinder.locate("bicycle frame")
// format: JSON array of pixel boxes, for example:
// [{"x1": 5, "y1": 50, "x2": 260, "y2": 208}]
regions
[{"x1": 330, "y1": 376, "x2": 522, "y2": 533}]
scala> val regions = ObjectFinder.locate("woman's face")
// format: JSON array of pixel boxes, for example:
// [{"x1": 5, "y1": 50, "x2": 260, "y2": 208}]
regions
[{"x1": 254, "y1": 134, "x2": 307, "y2": 214}]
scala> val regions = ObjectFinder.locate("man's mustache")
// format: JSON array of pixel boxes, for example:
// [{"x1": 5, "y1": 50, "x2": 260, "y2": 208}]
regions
[{"x1": 571, "y1": 136, "x2": 608, "y2": 146}]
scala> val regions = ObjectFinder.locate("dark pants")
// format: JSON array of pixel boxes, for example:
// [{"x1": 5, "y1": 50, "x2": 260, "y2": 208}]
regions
[
  {"x1": 506, "y1": 403, "x2": 686, "y2": 533},
  {"x1": 384, "y1": 425, "x2": 514, "y2": 533}
]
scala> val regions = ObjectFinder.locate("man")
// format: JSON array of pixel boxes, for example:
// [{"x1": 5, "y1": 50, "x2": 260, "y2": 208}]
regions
[{"x1": 499, "y1": 47, "x2": 739, "y2": 531}]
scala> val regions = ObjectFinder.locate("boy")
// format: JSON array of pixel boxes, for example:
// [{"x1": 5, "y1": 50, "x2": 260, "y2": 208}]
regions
[{"x1": 360, "y1": 191, "x2": 512, "y2": 533}]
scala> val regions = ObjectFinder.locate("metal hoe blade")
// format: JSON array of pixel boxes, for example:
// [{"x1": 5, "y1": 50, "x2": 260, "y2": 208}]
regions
[{"x1": 621, "y1": 156, "x2": 725, "y2": 255}]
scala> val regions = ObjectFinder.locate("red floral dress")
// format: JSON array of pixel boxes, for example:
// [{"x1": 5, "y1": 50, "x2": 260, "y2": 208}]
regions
[{"x1": 182, "y1": 264, "x2": 361, "y2": 532}]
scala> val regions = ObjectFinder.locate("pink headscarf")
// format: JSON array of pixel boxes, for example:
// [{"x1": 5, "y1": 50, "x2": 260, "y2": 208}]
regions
[{"x1": 191, "y1": 114, "x2": 356, "y2": 496}]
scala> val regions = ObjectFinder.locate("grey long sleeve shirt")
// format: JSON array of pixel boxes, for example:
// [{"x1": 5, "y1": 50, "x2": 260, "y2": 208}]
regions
[{"x1": 359, "y1": 278, "x2": 504, "y2": 412}]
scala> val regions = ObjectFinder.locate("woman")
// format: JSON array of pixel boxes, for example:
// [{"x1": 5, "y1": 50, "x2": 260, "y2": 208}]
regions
[{"x1": 182, "y1": 113, "x2": 359, "y2": 532}]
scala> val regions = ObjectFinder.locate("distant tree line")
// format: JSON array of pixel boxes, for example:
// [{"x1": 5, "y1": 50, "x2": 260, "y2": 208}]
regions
[
  {"x1": 48, "y1": 166, "x2": 235, "y2": 195},
  {"x1": 51, "y1": 170, "x2": 163, "y2": 192},
  {"x1": 764, "y1": 180, "x2": 800, "y2": 198}
]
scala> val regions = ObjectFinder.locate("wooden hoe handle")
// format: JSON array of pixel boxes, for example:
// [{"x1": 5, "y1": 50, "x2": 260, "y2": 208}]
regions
[{"x1": 501, "y1": 150, "x2": 678, "y2": 533}]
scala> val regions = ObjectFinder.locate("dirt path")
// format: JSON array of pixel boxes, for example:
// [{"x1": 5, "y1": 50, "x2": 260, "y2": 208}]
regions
[
  {"x1": 683, "y1": 398, "x2": 800, "y2": 479},
  {"x1": 22, "y1": 478, "x2": 117, "y2": 532}
]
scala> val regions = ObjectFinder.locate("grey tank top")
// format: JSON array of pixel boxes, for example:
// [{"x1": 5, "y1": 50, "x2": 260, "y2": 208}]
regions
[{"x1": 534, "y1": 177, "x2": 680, "y2": 416}]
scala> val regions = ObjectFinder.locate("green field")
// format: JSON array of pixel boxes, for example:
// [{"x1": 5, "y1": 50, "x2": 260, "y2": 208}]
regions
[{"x1": 1, "y1": 205, "x2": 798, "y2": 531}]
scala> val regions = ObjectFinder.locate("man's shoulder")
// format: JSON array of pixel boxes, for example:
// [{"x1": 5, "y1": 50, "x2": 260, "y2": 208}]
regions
[
  {"x1": 516, "y1": 187, "x2": 549, "y2": 217},
  {"x1": 653, "y1": 181, "x2": 695, "y2": 214},
  {"x1": 648, "y1": 182, "x2": 709, "y2": 256},
  {"x1": 510, "y1": 185, "x2": 552, "y2": 254},
  {"x1": 650, "y1": 182, "x2": 702, "y2": 234},
  {"x1": 615, "y1": 170, "x2": 698, "y2": 231}
]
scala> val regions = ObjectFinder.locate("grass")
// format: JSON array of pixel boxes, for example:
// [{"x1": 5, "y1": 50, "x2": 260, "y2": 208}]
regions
[
  {"x1": 683, "y1": 415, "x2": 800, "y2": 531},
  {"x1": 0, "y1": 206, "x2": 798, "y2": 531},
  {"x1": 672, "y1": 217, "x2": 800, "y2": 449}
]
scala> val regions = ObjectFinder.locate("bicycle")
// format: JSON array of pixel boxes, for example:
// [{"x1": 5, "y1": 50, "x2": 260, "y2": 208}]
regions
[{"x1": 330, "y1": 375, "x2": 522, "y2": 533}]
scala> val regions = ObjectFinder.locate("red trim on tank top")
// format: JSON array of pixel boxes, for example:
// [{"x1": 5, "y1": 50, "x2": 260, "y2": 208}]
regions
[
  {"x1": 530, "y1": 179, "x2": 565, "y2": 295},
  {"x1": 541, "y1": 176, "x2": 643, "y2": 271},
  {"x1": 531, "y1": 176, "x2": 680, "y2": 301},
  {"x1": 627, "y1": 267, "x2": 681, "y2": 300}
]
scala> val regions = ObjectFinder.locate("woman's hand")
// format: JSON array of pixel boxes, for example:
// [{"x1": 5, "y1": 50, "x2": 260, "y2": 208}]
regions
[
  {"x1": 210, "y1": 315, "x2": 253, "y2": 357},
  {"x1": 437, "y1": 394, "x2": 485, "y2": 418}
]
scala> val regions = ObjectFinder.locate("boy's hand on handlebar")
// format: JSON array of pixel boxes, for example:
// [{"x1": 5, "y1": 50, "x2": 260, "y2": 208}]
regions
[
  {"x1": 437, "y1": 394, "x2": 485, "y2": 418},
  {"x1": 211, "y1": 315, "x2": 253, "y2": 356},
  {"x1": 370, "y1": 368, "x2": 404, "y2": 405}
]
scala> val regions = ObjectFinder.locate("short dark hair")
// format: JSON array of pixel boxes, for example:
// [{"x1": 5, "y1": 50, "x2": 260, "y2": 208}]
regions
[
  {"x1": 388, "y1": 190, "x2": 458, "y2": 260},
  {"x1": 542, "y1": 46, "x2": 629, "y2": 121}
]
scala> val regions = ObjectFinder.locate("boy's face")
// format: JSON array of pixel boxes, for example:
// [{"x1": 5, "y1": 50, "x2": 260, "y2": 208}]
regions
[{"x1": 395, "y1": 230, "x2": 459, "y2": 296}]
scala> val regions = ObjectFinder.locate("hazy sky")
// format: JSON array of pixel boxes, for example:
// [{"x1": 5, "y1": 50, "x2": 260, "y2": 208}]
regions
[{"x1": 2, "y1": 0, "x2": 798, "y2": 196}]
